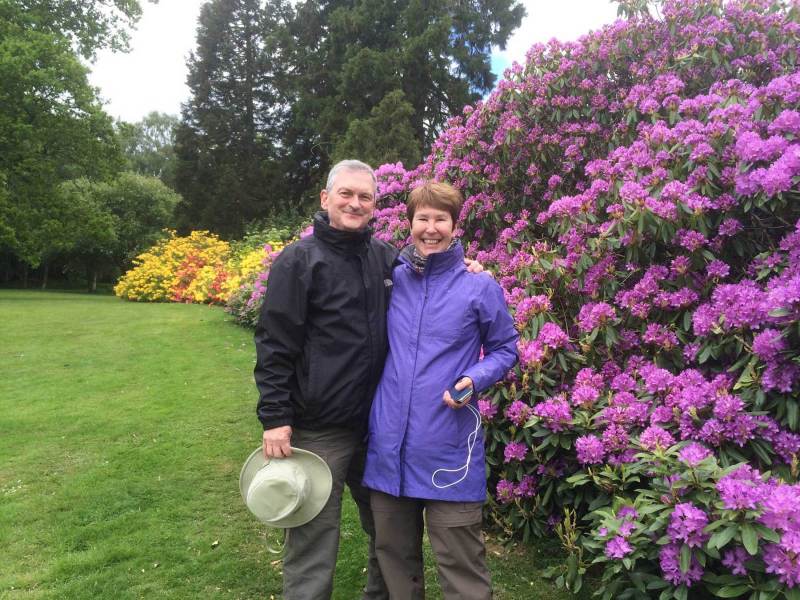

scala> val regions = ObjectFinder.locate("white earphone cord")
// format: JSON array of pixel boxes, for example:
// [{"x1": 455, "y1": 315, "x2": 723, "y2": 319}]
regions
[{"x1": 431, "y1": 403, "x2": 481, "y2": 489}]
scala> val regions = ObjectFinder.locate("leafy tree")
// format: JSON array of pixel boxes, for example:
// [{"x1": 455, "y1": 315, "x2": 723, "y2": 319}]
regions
[
  {"x1": 174, "y1": 0, "x2": 293, "y2": 238},
  {"x1": 4, "y1": 0, "x2": 148, "y2": 58},
  {"x1": 331, "y1": 89, "x2": 421, "y2": 168},
  {"x1": 175, "y1": 0, "x2": 523, "y2": 231},
  {"x1": 55, "y1": 173, "x2": 179, "y2": 290},
  {"x1": 0, "y1": 0, "x2": 144, "y2": 282},
  {"x1": 55, "y1": 179, "x2": 118, "y2": 291},
  {"x1": 0, "y1": 16, "x2": 122, "y2": 272},
  {"x1": 283, "y1": 0, "x2": 525, "y2": 203},
  {"x1": 117, "y1": 112, "x2": 179, "y2": 187},
  {"x1": 94, "y1": 171, "x2": 180, "y2": 266}
]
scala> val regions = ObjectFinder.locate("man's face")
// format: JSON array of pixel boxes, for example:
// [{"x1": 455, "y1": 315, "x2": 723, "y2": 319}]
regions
[{"x1": 320, "y1": 169, "x2": 376, "y2": 232}]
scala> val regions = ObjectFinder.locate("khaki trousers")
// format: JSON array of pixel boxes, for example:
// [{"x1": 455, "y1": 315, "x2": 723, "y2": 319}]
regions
[
  {"x1": 370, "y1": 490, "x2": 492, "y2": 600},
  {"x1": 282, "y1": 428, "x2": 388, "y2": 600}
]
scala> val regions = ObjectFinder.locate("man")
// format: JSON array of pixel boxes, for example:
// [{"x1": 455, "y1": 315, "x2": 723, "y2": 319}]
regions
[{"x1": 254, "y1": 159, "x2": 394, "y2": 599}]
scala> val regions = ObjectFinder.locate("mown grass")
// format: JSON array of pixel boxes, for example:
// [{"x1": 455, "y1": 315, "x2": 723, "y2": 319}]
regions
[{"x1": 1, "y1": 290, "x2": 572, "y2": 599}]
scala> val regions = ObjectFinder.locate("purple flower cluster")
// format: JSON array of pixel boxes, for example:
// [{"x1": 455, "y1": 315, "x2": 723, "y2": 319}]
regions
[
  {"x1": 532, "y1": 396, "x2": 573, "y2": 432},
  {"x1": 503, "y1": 441, "x2": 528, "y2": 463},
  {"x1": 537, "y1": 322, "x2": 570, "y2": 349},
  {"x1": 642, "y1": 323, "x2": 679, "y2": 350},
  {"x1": 659, "y1": 543, "x2": 703, "y2": 587},
  {"x1": 722, "y1": 547, "x2": 749, "y2": 576},
  {"x1": 692, "y1": 281, "x2": 768, "y2": 335},
  {"x1": 514, "y1": 294, "x2": 551, "y2": 328},
  {"x1": 577, "y1": 302, "x2": 617, "y2": 332},
  {"x1": 677, "y1": 442, "x2": 713, "y2": 467},
  {"x1": 575, "y1": 435, "x2": 605, "y2": 465},
  {"x1": 605, "y1": 536, "x2": 633, "y2": 559},
  {"x1": 640, "y1": 425, "x2": 676, "y2": 451},
  {"x1": 504, "y1": 400, "x2": 532, "y2": 426},
  {"x1": 477, "y1": 398, "x2": 498, "y2": 420},
  {"x1": 496, "y1": 475, "x2": 539, "y2": 505},
  {"x1": 667, "y1": 502, "x2": 710, "y2": 548}
]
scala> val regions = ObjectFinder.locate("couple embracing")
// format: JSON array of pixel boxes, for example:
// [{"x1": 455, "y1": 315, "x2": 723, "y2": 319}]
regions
[{"x1": 251, "y1": 160, "x2": 518, "y2": 599}]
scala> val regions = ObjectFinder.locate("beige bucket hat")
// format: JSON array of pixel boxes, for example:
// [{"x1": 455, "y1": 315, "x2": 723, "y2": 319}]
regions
[{"x1": 239, "y1": 447, "x2": 333, "y2": 528}]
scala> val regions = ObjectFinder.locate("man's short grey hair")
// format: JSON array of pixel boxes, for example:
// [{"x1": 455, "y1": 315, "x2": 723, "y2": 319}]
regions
[{"x1": 325, "y1": 159, "x2": 377, "y2": 193}]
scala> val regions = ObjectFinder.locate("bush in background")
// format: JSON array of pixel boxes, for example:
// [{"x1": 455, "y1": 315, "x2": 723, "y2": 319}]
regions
[
  {"x1": 370, "y1": 1, "x2": 800, "y2": 597},
  {"x1": 113, "y1": 227, "x2": 290, "y2": 304}
]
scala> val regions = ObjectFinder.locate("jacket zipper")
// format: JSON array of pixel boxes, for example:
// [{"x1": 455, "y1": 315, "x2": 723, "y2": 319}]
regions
[{"x1": 399, "y1": 267, "x2": 429, "y2": 495}]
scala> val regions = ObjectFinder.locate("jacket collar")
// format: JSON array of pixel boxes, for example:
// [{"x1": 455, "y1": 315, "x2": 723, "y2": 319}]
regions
[
  {"x1": 313, "y1": 211, "x2": 371, "y2": 255},
  {"x1": 400, "y1": 241, "x2": 464, "y2": 276}
]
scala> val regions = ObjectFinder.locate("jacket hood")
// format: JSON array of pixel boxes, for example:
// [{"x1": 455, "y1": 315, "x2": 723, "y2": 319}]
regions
[{"x1": 313, "y1": 211, "x2": 372, "y2": 254}]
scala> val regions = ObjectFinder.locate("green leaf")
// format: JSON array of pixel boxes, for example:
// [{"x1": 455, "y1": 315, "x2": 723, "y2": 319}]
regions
[
  {"x1": 567, "y1": 553, "x2": 578, "y2": 581},
  {"x1": 698, "y1": 344, "x2": 713, "y2": 364},
  {"x1": 741, "y1": 523, "x2": 759, "y2": 555},
  {"x1": 787, "y1": 399, "x2": 798, "y2": 431},
  {"x1": 715, "y1": 585, "x2": 751, "y2": 598},
  {"x1": 708, "y1": 525, "x2": 737, "y2": 550},
  {"x1": 679, "y1": 544, "x2": 691, "y2": 573},
  {"x1": 754, "y1": 524, "x2": 780, "y2": 543},
  {"x1": 785, "y1": 588, "x2": 800, "y2": 600},
  {"x1": 751, "y1": 440, "x2": 772, "y2": 466}
]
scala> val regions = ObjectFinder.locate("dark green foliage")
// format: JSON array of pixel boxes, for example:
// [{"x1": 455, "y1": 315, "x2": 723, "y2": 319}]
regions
[
  {"x1": 175, "y1": 0, "x2": 524, "y2": 233},
  {"x1": 89, "y1": 172, "x2": 180, "y2": 265},
  {"x1": 0, "y1": 0, "x2": 143, "y2": 281},
  {"x1": 3, "y1": 0, "x2": 145, "y2": 58},
  {"x1": 173, "y1": 0, "x2": 294, "y2": 238},
  {"x1": 286, "y1": 0, "x2": 525, "y2": 201},
  {"x1": 332, "y1": 90, "x2": 422, "y2": 168},
  {"x1": 47, "y1": 173, "x2": 179, "y2": 291}
]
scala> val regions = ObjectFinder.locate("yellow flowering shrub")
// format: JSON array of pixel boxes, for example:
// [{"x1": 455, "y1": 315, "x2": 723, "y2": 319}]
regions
[
  {"x1": 115, "y1": 230, "x2": 289, "y2": 304},
  {"x1": 114, "y1": 231, "x2": 231, "y2": 302},
  {"x1": 222, "y1": 241, "x2": 285, "y2": 297}
]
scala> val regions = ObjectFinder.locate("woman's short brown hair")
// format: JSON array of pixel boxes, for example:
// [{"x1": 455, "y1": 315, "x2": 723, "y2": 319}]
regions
[{"x1": 407, "y1": 181, "x2": 463, "y2": 224}]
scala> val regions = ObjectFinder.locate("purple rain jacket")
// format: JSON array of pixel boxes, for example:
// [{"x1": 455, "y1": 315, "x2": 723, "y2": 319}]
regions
[{"x1": 362, "y1": 243, "x2": 519, "y2": 502}]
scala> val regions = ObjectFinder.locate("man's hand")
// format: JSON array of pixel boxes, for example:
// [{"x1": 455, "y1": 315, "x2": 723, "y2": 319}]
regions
[
  {"x1": 464, "y1": 258, "x2": 484, "y2": 274},
  {"x1": 443, "y1": 377, "x2": 474, "y2": 409},
  {"x1": 263, "y1": 425, "x2": 293, "y2": 458}
]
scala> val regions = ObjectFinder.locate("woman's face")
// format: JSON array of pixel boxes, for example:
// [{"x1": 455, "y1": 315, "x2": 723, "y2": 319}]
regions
[{"x1": 411, "y1": 205, "x2": 454, "y2": 257}]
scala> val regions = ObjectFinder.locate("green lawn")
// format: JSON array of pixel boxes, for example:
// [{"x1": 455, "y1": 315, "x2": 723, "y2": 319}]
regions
[{"x1": 0, "y1": 290, "x2": 571, "y2": 599}]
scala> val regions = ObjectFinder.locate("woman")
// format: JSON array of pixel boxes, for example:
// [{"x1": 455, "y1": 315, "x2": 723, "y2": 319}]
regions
[{"x1": 362, "y1": 181, "x2": 518, "y2": 599}]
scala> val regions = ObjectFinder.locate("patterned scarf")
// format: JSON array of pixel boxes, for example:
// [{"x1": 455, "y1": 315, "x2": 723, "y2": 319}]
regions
[{"x1": 410, "y1": 239, "x2": 459, "y2": 273}]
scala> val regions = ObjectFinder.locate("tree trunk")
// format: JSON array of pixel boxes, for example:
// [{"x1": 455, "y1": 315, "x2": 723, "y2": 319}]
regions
[
  {"x1": 86, "y1": 264, "x2": 97, "y2": 293},
  {"x1": 22, "y1": 263, "x2": 28, "y2": 288},
  {"x1": 41, "y1": 260, "x2": 49, "y2": 290}
]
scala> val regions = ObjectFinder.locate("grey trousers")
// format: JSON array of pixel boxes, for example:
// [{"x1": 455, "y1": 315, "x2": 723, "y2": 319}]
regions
[
  {"x1": 282, "y1": 427, "x2": 388, "y2": 600},
  {"x1": 370, "y1": 490, "x2": 492, "y2": 600}
]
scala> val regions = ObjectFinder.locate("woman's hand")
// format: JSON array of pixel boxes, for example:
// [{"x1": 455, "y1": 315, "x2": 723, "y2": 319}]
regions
[{"x1": 443, "y1": 377, "x2": 474, "y2": 409}]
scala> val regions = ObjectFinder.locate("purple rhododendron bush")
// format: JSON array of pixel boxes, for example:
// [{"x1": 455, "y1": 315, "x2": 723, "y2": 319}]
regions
[{"x1": 366, "y1": 1, "x2": 800, "y2": 598}]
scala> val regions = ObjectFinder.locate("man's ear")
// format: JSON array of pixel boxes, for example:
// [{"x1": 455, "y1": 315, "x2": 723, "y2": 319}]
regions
[{"x1": 320, "y1": 188, "x2": 328, "y2": 210}]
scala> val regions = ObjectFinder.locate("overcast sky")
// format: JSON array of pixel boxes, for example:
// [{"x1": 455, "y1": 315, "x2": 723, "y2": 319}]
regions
[{"x1": 87, "y1": 0, "x2": 620, "y2": 123}]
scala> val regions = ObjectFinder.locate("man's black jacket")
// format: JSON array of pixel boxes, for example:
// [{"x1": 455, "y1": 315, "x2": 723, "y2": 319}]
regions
[{"x1": 254, "y1": 212, "x2": 398, "y2": 433}]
